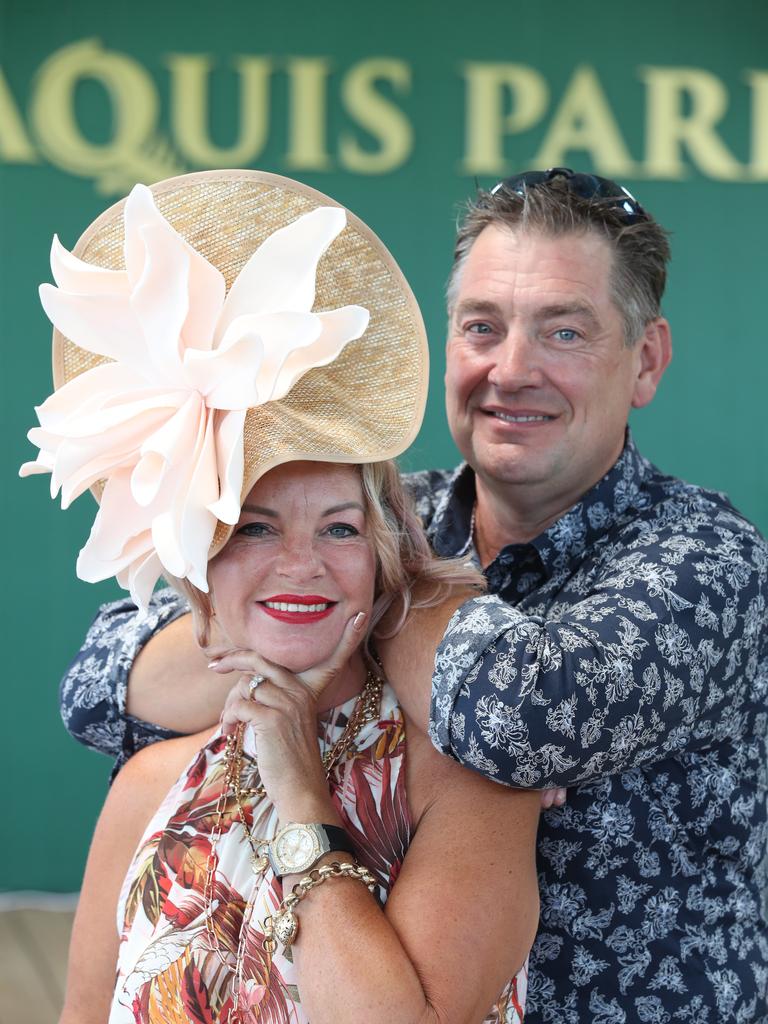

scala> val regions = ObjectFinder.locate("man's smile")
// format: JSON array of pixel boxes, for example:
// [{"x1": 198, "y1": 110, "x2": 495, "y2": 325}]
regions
[
  {"x1": 487, "y1": 412, "x2": 554, "y2": 423},
  {"x1": 480, "y1": 405, "x2": 558, "y2": 425}
]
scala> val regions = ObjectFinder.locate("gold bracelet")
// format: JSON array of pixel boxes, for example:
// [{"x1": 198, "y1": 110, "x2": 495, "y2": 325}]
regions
[{"x1": 263, "y1": 861, "x2": 378, "y2": 952}]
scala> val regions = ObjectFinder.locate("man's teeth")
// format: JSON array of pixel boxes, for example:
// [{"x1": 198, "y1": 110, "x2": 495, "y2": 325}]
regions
[
  {"x1": 492, "y1": 412, "x2": 551, "y2": 422},
  {"x1": 264, "y1": 601, "x2": 330, "y2": 613}
]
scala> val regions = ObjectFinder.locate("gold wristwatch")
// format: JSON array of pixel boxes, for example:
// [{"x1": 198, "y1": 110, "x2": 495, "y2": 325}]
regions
[{"x1": 268, "y1": 822, "x2": 357, "y2": 877}]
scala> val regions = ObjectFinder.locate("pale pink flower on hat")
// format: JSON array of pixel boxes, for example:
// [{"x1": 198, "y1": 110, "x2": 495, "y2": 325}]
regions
[{"x1": 20, "y1": 185, "x2": 369, "y2": 610}]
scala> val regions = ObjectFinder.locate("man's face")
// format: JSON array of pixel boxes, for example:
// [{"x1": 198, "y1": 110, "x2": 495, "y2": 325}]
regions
[{"x1": 445, "y1": 225, "x2": 663, "y2": 512}]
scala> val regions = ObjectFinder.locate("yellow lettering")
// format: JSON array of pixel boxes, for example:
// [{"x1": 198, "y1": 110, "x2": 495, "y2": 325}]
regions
[
  {"x1": 641, "y1": 66, "x2": 744, "y2": 180},
  {"x1": 285, "y1": 57, "x2": 333, "y2": 171},
  {"x1": 535, "y1": 65, "x2": 637, "y2": 176},
  {"x1": 29, "y1": 39, "x2": 159, "y2": 184},
  {"x1": 745, "y1": 70, "x2": 768, "y2": 179},
  {"x1": 461, "y1": 63, "x2": 548, "y2": 175},
  {"x1": 167, "y1": 54, "x2": 271, "y2": 166},
  {"x1": 339, "y1": 59, "x2": 412, "y2": 174},
  {"x1": 0, "y1": 67, "x2": 37, "y2": 162}
]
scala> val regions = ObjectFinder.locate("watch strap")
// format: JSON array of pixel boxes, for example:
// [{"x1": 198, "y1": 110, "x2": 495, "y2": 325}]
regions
[{"x1": 321, "y1": 825, "x2": 357, "y2": 860}]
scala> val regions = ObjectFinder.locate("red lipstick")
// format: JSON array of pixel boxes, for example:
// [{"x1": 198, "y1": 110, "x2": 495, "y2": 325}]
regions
[{"x1": 259, "y1": 594, "x2": 336, "y2": 624}]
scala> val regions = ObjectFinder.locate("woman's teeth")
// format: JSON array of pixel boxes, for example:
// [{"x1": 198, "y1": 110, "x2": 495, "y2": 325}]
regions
[{"x1": 264, "y1": 601, "x2": 330, "y2": 613}]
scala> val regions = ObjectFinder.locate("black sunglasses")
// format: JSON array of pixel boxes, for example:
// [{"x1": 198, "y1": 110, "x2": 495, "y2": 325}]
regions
[{"x1": 490, "y1": 167, "x2": 647, "y2": 224}]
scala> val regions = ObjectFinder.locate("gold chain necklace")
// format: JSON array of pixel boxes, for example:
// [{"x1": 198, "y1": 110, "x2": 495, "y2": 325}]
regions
[
  {"x1": 202, "y1": 668, "x2": 383, "y2": 1019},
  {"x1": 230, "y1": 668, "x2": 383, "y2": 871}
]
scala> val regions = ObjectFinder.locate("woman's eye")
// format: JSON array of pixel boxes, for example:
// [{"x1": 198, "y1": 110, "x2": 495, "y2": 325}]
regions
[
  {"x1": 326, "y1": 523, "x2": 359, "y2": 538},
  {"x1": 237, "y1": 522, "x2": 273, "y2": 537}
]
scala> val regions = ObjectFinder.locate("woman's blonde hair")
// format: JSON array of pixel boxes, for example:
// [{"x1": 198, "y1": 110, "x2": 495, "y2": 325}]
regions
[{"x1": 171, "y1": 460, "x2": 483, "y2": 650}]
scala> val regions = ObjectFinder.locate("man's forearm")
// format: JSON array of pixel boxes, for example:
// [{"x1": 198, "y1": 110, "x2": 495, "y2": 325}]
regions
[
  {"x1": 127, "y1": 613, "x2": 237, "y2": 732},
  {"x1": 59, "y1": 587, "x2": 190, "y2": 760},
  {"x1": 429, "y1": 520, "x2": 766, "y2": 788}
]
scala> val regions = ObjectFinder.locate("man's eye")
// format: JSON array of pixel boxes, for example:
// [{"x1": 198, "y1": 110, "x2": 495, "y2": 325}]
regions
[
  {"x1": 326, "y1": 523, "x2": 359, "y2": 538},
  {"x1": 466, "y1": 322, "x2": 494, "y2": 336},
  {"x1": 553, "y1": 328, "x2": 579, "y2": 343}
]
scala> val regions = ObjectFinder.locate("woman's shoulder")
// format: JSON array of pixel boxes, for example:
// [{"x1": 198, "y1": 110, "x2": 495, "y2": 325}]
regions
[
  {"x1": 400, "y1": 707, "x2": 540, "y2": 831},
  {"x1": 103, "y1": 729, "x2": 218, "y2": 868},
  {"x1": 374, "y1": 586, "x2": 480, "y2": 738},
  {"x1": 114, "y1": 729, "x2": 216, "y2": 804}
]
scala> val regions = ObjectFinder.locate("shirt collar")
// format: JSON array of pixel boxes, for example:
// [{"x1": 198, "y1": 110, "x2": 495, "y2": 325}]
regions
[
  {"x1": 427, "y1": 462, "x2": 478, "y2": 558},
  {"x1": 533, "y1": 432, "x2": 652, "y2": 575},
  {"x1": 427, "y1": 432, "x2": 652, "y2": 576}
]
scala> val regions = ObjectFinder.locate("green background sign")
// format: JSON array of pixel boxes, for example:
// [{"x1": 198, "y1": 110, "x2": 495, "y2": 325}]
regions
[{"x1": 3, "y1": 0, "x2": 766, "y2": 891}]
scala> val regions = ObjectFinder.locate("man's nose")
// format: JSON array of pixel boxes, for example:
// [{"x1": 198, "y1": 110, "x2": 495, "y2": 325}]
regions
[{"x1": 487, "y1": 328, "x2": 543, "y2": 391}]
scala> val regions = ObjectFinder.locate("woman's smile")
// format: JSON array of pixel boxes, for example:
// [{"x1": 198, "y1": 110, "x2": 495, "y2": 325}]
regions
[
  {"x1": 259, "y1": 594, "x2": 337, "y2": 623},
  {"x1": 207, "y1": 461, "x2": 376, "y2": 675}
]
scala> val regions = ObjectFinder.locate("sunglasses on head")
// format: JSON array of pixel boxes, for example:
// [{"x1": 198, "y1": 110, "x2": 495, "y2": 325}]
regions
[{"x1": 490, "y1": 167, "x2": 647, "y2": 225}]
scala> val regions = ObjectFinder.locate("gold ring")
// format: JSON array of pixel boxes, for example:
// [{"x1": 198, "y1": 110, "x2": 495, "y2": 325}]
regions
[{"x1": 248, "y1": 675, "x2": 266, "y2": 698}]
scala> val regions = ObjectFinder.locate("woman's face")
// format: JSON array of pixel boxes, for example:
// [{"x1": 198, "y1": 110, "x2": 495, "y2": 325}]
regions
[{"x1": 208, "y1": 461, "x2": 376, "y2": 673}]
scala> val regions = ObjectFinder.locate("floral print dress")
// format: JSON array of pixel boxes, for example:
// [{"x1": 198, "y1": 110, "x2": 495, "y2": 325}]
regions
[{"x1": 109, "y1": 683, "x2": 527, "y2": 1023}]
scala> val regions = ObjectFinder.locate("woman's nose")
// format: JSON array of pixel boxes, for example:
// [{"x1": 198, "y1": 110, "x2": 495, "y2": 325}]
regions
[{"x1": 274, "y1": 538, "x2": 324, "y2": 578}]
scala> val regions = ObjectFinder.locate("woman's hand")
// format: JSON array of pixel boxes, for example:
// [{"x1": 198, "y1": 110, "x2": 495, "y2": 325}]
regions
[
  {"x1": 207, "y1": 610, "x2": 366, "y2": 700},
  {"x1": 207, "y1": 612, "x2": 367, "y2": 821},
  {"x1": 219, "y1": 667, "x2": 336, "y2": 822}
]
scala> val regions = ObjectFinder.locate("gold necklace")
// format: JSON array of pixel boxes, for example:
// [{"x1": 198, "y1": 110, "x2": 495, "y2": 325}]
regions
[
  {"x1": 202, "y1": 668, "x2": 383, "y2": 1019},
  {"x1": 230, "y1": 668, "x2": 383, "y2": 872}
]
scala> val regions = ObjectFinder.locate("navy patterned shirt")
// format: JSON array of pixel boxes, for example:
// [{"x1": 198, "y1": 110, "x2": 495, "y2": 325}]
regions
[{"x1": 60, "y1": 435, "x2": 768, "y2": 1021}]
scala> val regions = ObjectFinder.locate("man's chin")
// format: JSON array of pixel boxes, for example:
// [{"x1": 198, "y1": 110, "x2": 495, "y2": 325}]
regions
[{"x1": 474, "y1": 450, "x2": 558, "y2": 489}]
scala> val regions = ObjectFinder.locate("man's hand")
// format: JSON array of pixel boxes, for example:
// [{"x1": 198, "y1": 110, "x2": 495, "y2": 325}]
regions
[{"x1": 540, "y1": 787, "x2": 567, "y2": 809}]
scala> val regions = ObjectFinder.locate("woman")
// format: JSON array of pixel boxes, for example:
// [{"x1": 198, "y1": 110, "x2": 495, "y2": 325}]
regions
[
  {"x1": 21, "y1": 169, "x2": 539, "y2": 1023},
  {"x1": 61, "y1": 458, "x2": 539, "y2": 1023}
]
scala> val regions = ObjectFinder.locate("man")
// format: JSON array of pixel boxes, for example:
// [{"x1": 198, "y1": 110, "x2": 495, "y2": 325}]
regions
[{"x1": 61, "y1": 169, "x2": 768, "y2": 1021}]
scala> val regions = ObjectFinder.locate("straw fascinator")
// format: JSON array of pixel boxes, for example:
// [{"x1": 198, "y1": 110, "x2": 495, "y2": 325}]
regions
[{"x1": 20, "y1": 169, "x2": 429, "y2": 610}]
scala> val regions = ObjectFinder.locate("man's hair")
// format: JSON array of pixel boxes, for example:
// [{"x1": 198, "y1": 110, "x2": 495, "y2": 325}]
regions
[{"x1": 447, "y1": 178, "x2": 671, "y2": 345}]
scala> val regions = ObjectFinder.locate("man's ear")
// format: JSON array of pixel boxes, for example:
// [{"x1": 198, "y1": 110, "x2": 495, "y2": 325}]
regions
[{"x1": 631, "y1": 318, "x2": 672, "y2": 409}]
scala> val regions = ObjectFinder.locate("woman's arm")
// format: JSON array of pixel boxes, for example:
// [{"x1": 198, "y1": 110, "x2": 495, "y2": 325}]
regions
[
  {"x1": 216, "y1": 636, "x2": 540, "y2": 1024},
  {"x1": 377, "y1": 589, "x2": 469, "y2": 727},
  {"x1": 291, "y1": 735, "x2": 540, "y2": 1024},
  {"x1": 59, "y1": 732, "x2": 210, "y2": 1024}
]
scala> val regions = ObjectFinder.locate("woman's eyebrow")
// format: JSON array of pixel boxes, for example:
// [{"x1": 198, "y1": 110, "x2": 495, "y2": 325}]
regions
[
  {"x1": 323, "y1": 501, "x2": 365, "y2": 516},
  {"x1": 241, "y1": 504, "x2": 277, "y2": 517}
]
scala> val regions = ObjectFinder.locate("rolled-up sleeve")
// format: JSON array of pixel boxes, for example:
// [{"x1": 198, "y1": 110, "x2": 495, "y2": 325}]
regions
[
  {"x1": 430, "y1": 514, "x2": 768, "y2": 789},
  {"x1": 59, "y1": 587, "x2": 189, "y2": 769}
]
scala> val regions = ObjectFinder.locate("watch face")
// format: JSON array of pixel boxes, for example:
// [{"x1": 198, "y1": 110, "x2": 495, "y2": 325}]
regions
[{"x1": 274, "y1": 825, "x2": 320, "y2": 873}]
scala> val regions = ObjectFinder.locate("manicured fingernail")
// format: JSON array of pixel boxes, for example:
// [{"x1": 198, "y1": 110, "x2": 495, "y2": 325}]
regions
[
  {"x1": 353, "y1": 612, "x2": 366, "y2": 629},
  {"x1": 208, "y1": 659, "x2": 220, "y2": 668}
]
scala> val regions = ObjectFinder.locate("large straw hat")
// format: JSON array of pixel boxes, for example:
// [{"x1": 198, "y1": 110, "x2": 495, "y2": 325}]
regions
[{"x1": 22, "y1": 169, "x2": 429, "y2": 607}]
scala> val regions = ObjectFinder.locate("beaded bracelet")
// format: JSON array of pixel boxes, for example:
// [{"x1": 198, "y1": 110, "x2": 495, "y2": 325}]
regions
[{"x1": 263, "y1": 861, "x2": 378, "y2": 952}]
